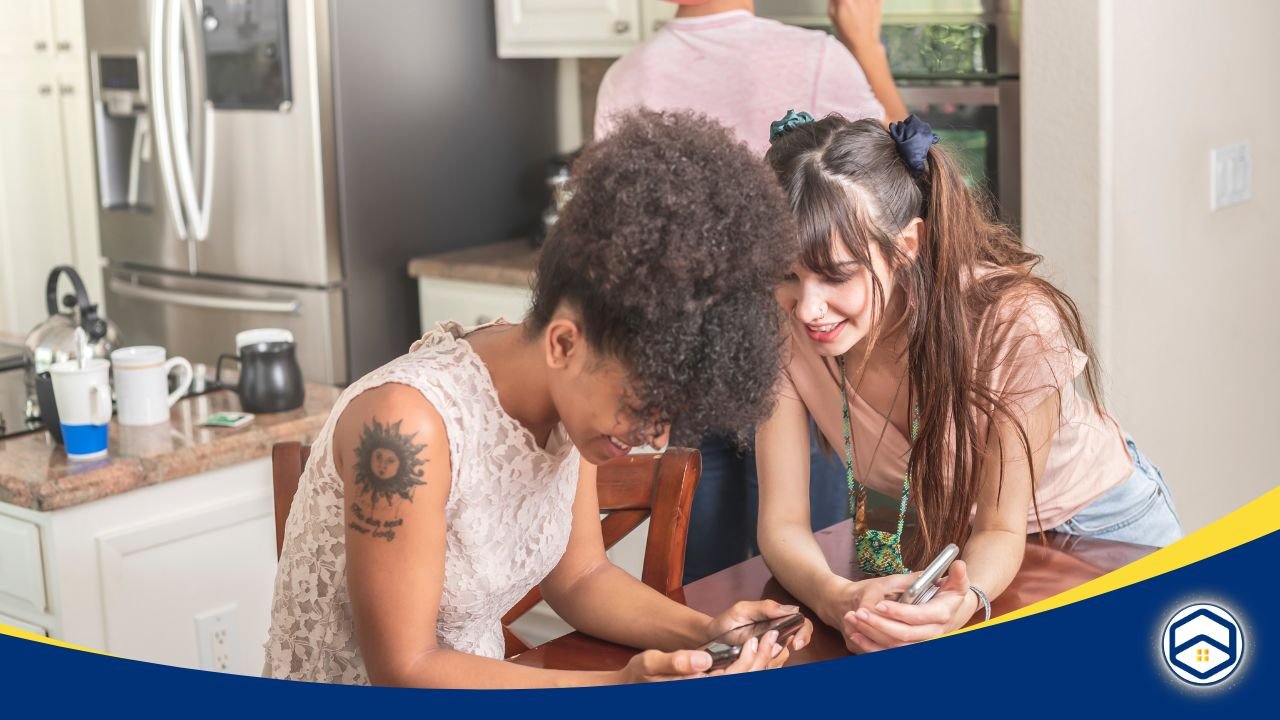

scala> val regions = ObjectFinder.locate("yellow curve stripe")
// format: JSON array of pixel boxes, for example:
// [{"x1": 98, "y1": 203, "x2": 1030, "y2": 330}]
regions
[
  {"x1": 0, "y1": 625, "x2": 106, "y2": 654},
  {"x1": 952, "y1": 484, "x2": 1280, "y2": 635}
]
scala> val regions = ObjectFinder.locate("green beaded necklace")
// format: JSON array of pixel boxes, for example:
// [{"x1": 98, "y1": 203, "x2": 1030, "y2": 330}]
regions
[{"x1": 836, "y1": 354, "x2": 919, "y2": 576}]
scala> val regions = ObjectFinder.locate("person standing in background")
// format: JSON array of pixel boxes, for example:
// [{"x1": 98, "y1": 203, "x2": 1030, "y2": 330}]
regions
[
  {"x1": 596, "y1": 0, "x2": 908, "y2": 152},
  {"x1": 594, "y1": 0, "x2": 907, "y2": 582}
]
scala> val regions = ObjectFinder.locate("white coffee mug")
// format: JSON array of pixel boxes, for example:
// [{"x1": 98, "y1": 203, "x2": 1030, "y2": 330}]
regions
[
  {"x1": 50, "y1": 358, "x2": 113, "y2": 461},
  {"x1": 110, "y1": 346, "x2": 194, "y2": 426}
]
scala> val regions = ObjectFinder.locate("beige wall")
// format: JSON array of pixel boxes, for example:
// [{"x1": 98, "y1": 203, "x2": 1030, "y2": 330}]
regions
[{"x1": 1024, "y1": 0, "x2": 1280, "y2": 532}]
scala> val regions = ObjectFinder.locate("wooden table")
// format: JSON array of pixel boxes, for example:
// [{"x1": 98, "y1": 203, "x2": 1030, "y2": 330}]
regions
[{"x1": 511, "y1": 518, "x2": 1155, "y2": 670}]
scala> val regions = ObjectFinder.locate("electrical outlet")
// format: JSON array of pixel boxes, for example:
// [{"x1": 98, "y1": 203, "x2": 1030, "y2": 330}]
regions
[
  {"x1": 194, "y1": 604, "x2": 237, "y2": 673},
  {"x1": 1211, "y1": 142, "x2": 1253, "y2": 210}
]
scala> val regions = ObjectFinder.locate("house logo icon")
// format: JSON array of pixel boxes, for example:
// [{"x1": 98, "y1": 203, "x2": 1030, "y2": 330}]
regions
[{"x1": 1161, "y1": 603, "x2": 1244, "y2": 686}]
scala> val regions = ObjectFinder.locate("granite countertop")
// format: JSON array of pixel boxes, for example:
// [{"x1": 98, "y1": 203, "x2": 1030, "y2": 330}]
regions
[
  {"x1": 407, "y1": 238, "x2": 539, "y2": 288},
  {"x1": 0, "y1": 383, "x2": 342, "y2": 512}
]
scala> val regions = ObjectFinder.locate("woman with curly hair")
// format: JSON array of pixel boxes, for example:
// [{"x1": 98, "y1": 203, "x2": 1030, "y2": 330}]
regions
[{"x1": 263, "y1": 109, "x2": 811, "y2": 687}]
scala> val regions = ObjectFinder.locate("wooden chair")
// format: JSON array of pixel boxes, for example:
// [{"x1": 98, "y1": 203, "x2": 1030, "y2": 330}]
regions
[
  {"x1": 270, "y1": 442, "x2": 702, "y2": 657},
  {"x1": 272, "y1": 442, "x2": 311, "y2": 559}
]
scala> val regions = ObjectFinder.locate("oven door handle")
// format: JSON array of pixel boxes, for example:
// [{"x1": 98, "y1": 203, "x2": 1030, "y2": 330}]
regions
[
  {"x1": 899, "y1": 85, "x2": 1002, "y2": 107},
  {"x1": 109, "y1": 277, "x2": 302, "y2": 315}
]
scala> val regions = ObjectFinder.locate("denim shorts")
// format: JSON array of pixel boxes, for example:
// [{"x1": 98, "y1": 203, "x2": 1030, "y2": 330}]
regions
[{"x1": 1050, "y1": 436, "x2": 1183, "y2": 547}]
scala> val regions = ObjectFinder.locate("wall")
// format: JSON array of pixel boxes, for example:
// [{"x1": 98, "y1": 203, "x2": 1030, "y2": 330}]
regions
[{"x1": 1024, "y1": 0, "x2": 1280, "y2": 532}]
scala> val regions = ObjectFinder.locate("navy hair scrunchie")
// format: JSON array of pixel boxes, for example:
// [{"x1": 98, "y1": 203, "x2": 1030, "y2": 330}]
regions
[
  {"x1": 769, "y1": 109, "x2": 814, "y2": 144},
  {"x1": 888, "y1": 115, "x2": 939, "y2": 177}
]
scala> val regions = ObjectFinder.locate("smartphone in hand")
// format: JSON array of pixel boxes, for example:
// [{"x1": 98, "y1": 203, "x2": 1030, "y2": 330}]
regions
[
  {"x1": 701, "y1": 612, "x2": 806, "y2": 670},
  {"x1": 895, "y1": 543, "x2": 959, "y2": 605}
]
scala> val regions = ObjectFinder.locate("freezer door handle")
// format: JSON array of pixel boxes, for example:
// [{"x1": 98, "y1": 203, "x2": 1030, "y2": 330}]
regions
[
  {"x1": 169, "y1": 0, "x2": 215, "y2": 241},
  {"x1": 150, "y1": 0, "x2": 188, "y2": 241},
  {"x1": 109, "y1": 277, "x2": 302, "y2": 315}
]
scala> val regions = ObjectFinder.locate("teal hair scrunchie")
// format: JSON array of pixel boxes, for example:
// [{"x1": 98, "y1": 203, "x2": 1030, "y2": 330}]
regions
[{"x1": 769, "y1": 109, "x2": 815, "y2": 144}]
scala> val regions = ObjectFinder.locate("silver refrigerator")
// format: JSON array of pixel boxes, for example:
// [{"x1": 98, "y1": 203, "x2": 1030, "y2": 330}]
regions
[{"x1": 84, "y1": 0, "x2": 557, "y2": 384}]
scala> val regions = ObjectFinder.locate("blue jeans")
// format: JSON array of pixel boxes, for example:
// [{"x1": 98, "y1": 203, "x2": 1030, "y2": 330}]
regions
[
  {"x1": 1050, "y1": 436, "x2": 1182, "y2": 547},
  {"x1": 682, "y1": 421, "x2": 847, "y2": 583}
]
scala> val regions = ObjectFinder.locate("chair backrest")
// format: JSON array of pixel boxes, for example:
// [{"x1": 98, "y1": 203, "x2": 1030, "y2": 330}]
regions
[
  {"x1": 271, "y1": 442, "x2": 310, "y2": 559},
  {"x1": 269, "y1": 442, "x2": 701, "y2": 656},
  {"x1": 499, "y1": 449, "x2": 701, "y2": 655}
]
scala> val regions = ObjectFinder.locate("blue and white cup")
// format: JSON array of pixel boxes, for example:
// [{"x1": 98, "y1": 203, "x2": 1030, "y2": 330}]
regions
[{"x1": 50, "y1": 358, "x2": 113, "y2": 461}]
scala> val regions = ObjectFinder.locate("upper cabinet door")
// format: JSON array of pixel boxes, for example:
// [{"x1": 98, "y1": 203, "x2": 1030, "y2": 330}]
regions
[
  {"x1": 639, "y1": 0, "x2": 676, "y2": 38},
  {"x1": 50, "y1": 0, "x2": 86, "y2": 57},
  {"x1": 0, "y1": 66, "x2": 76, "y2": 335},
  {"x1": 0, "y1": 0, "x2": 55, "y2": 61},
  {"x1": 496, "y1": 0, "x2": 641, "y2": 58}
]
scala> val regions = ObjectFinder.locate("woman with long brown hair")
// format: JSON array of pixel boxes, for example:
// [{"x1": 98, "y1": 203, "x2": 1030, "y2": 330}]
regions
[{"x1": 754, "y1": 112, "x2": 1181, "y2": 652}]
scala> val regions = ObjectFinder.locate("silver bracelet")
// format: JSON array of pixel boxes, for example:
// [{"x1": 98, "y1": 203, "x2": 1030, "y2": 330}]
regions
[{"x1": 969, "y1": 585, "x2": 991, "y2": 623}]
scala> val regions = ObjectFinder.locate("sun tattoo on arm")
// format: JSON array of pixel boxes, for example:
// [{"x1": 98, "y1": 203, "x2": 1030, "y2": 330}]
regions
[{"x1": 348, "y1": 417, "x2": 428, "y2": 542}]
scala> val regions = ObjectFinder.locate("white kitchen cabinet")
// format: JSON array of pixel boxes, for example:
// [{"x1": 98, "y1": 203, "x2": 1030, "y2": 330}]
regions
[
  {"x1": 0, "y1": 457, "x2": 277, "y2": 676},
  {"x1": 0, "y1": 512, "x2": 47, "y2": 615},
  {"x1": 51, "y1": 0, "x2": 87, "y2": 56},
  {"x1": 496, "y1": 0, "x2": 640, "y2": 58},
  {"x1": 0, "y1": 64, "x2": 78, "y2": 336},
  {"x1": 0, "y1": 0, "x2": 103, "y2": 337},
  {"x1": 418, "y1": 276, "x2": 534, "y2": 334},
  {"x1": 0, "y1": 0, "x2": 84, "y2": 63},
  {"x1": 495, "y1": 0, "x2": 675, "y2": 58},
  {"x1": 0, "y1": 610, "x2": 47, "y2": 636},
  {"x1": 639, "y1": 0, "x2": 677, "y2": 37},
  {"x1": 0, "y1": 0, "x2": 54, "y2": 61}
]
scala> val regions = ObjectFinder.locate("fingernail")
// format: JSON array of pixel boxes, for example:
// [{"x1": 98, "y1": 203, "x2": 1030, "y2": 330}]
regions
[
  {"x1": 771, "y1": 642, "x2": 784, "y2": 658},
  {"x1": 766, "y1": 630, "x2": 779, "y2": 644},
  {"x1": 749, "y1": 637, "x2": 760, "y2": 653},
  {"x1": 781, "y1": 605, "x2": 800, "y2": 613},
  {"x1": 692, "y1": 652, "x2": 712, "y2": 671},
  {"x1": 875, "y1": 603, "x2": 887, "y2": 613},
  {"x1": 795, "y1": 637, "x2": 806, "y2": 650},
  {"x1": 856, "y1": 609, "x2": 869, "y2": 620}
]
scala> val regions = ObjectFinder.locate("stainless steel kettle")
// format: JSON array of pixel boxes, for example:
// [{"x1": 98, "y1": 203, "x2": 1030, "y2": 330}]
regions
[{"x1": 23, "y1": 266, "x2": 120, "y2": 419}]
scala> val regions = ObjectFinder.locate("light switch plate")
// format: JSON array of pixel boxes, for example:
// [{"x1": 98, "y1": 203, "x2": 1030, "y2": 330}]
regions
[{"x1": 1211, "y1": 142, "x2": 1252, "y2": 210}]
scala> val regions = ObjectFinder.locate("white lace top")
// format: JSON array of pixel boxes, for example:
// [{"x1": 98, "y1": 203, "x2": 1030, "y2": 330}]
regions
[{"x1": 263, "y1": 321, "x2": 581, "y2": 684}]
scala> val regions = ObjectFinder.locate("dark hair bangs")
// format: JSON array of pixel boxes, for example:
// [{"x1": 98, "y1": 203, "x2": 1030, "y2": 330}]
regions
[{"x1": 793, "y1": 165, "x2": 883, "y2": 280}]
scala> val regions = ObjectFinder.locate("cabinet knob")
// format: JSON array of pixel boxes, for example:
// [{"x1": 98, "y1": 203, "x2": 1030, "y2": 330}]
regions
[
  {"x1": 38, "y1": 85, "x2": 52, "y2": 96},
  {"x1": 57, "y1": 41, "x2": 72, "y2": 52},
  {"x1": 35, "y1": 40, "x2": 48, "y2": 52},
  {"x1": 59, "y1": 84, "x2": 74, "y2": 96},
  {"x1": 613, "y1": 20, "x2": 631, "y2": 35}
]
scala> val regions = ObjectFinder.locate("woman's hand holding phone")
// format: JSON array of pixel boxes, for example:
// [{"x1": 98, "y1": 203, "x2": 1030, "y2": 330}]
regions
[
  {"x1": 613, "y1": 600, "x2": 813, "y2": 683},
  {"x1": 826, "y1": 573, "x2": 916, "y2": 652},
  {"x1": 844, "y1": 559, "x2": 974, "y2": 653},
  {"x1": 701, "y1": 594, "x2": 808, "y2": 661}
]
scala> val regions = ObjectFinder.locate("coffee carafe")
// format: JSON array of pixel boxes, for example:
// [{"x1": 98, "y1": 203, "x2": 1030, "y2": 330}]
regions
[{"x1": 215, "y1": 329, "x2": 305, "y2": 414}]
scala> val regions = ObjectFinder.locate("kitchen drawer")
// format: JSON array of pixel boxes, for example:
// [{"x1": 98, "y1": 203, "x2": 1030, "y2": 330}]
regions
[
  {"x1": 0, "y1": 610, "x2": 47, "y2": 637},
  {"x1": 418, "y1": 277, "x2": 533, "y2": 334},
  {"x1": 0, "y1": 514, "x2": 47, "y2": 613}
]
